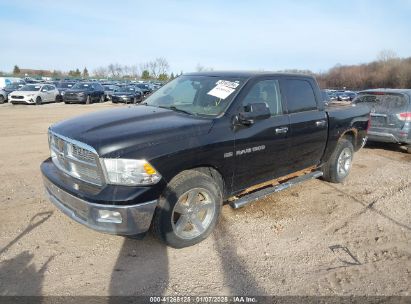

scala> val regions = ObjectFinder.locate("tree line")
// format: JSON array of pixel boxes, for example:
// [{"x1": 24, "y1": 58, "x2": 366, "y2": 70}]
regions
[
  {"x1": 10, "y1": 57, "x2": 175, "y2": 81},
  {"x1": 6, "y1": 51, "x2": 411, "y2": 89}
]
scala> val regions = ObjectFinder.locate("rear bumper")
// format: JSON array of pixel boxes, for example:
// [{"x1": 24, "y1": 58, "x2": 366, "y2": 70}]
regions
[
  {"x1": 43, "y1": 176, "x2": 157, "y2": 235},
  {"x1": 368, "y1": 127, "x2": 411, "y2": 145}
]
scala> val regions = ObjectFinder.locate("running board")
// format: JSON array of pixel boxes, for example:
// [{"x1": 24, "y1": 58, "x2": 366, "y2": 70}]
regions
[{"x1": 229, "y1": 171, "x2": 323, "y2": 209}]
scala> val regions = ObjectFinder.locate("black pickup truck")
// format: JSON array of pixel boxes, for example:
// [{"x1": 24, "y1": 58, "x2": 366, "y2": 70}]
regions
[{"x1": 41, "y1": 72, "x2": 369, "y2": 248}]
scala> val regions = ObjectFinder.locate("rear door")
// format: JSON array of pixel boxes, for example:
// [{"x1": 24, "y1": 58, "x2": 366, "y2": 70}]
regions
[
  {"x1": 233, "y1": 77, "x2": 291, "y2": 191},
  {"x1": 281, "y1": 78, "x2": 328, "y2": 172}
]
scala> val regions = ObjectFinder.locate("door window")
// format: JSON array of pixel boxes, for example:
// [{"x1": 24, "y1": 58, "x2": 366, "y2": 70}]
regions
[
  {"x1": 242, "y1": 79, "x2": 283, "y2": 116},
  {"x1": 283, "y1": 79, "x2": 317, "y2": 113}
]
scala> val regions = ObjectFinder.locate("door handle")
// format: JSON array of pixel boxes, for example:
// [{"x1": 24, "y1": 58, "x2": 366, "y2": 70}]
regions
[
  {"x1": 315, "y1": 120, "x2": 327, "y2": 127},
  {"x1": 275, "y1": 127, "x2": 288, "y2": 134}
]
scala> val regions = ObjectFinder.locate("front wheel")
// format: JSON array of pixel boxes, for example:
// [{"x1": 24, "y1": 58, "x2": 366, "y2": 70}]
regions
[
  {"x1": 36, "y1": 96, "x2": 42, "y2": 105},
  {"x1": 322, "y1": 138, "x2": 354, "y2": 183},
  {"x1": 152, "y1": 170, "x2": 222, "y2": 248},
  {"x1": 0, "y1": 95, "x2": 5, "y2": 104}
]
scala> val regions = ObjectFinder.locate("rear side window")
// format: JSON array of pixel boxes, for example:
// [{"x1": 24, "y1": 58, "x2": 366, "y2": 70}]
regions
[
  {"x1": 282, "y1": 79, "x2": 317, "y2": 113},
  {"x1": 354, "y1": 93, "x2": 409, "y2": 112}
]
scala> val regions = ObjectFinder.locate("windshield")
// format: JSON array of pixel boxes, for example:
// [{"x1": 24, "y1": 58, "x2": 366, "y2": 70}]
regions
[
  {"x1": 136, "y1": 84, "x2": 148, "y2": 89},
  {"x1": 116, "y1": 86, "x2": 137, "y2": 93},
  {"x1": 72, "y1": 83, "x2": 93, "y2": 90},
  {"x1": 145, "y1": 75, "x2": 246, "y2": 116},
  {"x1": 57, "y1": 82, "x2": 75, "y2": 89},
  {"x1": 104, "y1": 85, "x2": 119, "y2": 90},
  {"x1": 20, "y1": 84, "x2": 41, "y2": 91},
  {"x1": 354, "y1": 93, "x2": 408, "y2": 112},
  {"x1": 5, "y1": 83, "x2": 22, "y2": 90}
]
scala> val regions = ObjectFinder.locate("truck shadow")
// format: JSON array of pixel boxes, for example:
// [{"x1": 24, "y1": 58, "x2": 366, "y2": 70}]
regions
[
  {"x1": 213, "y1": 214, "x2": 267, "y2": 296},
  {"x1": 0, "y1": 211, "x2": 54, "y2": 296},
  {"x1": 109, "y1": 236, "x2": 169, "y2": 296}
]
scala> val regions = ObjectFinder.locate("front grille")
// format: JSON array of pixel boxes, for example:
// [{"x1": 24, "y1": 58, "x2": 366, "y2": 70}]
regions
[
  {"x1": 49, "y1": 132, "x2": 104, "y2": 186},
  {"x1": 11, "y1": 95, "x2": 24, "y2": 99}
]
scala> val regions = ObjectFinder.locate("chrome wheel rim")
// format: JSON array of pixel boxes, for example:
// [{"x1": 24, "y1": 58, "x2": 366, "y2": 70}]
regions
[
  {"x1": 337, "y1": 147, "x2": 352, "y2": 177},
  {"x1": 171, "y1": 188, "x2": 216, "y2": 240}
]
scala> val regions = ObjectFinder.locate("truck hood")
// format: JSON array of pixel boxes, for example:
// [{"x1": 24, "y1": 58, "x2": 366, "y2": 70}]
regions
[{"x1": 50, "y1": 105, "x2": 213, "y2": 158}]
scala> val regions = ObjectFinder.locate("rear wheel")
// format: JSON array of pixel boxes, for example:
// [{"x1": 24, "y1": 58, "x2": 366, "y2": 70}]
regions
[
  {"x1": 152, "y1": 170, "x2": 222, "y2": 248},
  {"x1": 322, "y1": 138, "x2": 354, "y2": 183},
  {"x1": 0, "y1": 95, "x2": 4, "y2": 104},
  {"x1": 36, "y1": 96, "x2": 42, "y2": 105}
]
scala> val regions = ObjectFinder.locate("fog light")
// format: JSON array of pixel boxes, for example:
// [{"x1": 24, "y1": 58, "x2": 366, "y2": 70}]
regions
[{"x1": 97, "y1": 210, "x2": 122, "y2": 223}]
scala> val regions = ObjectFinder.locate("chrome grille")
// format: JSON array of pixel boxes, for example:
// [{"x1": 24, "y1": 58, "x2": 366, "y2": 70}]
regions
[{"x1": 49, "y1": 131, "x2": 104, "y2": 186}]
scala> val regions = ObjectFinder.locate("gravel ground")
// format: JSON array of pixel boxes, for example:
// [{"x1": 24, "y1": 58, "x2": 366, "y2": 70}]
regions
[{"x1": 0, "y1": 102, "x2": 410, "y2": 296}]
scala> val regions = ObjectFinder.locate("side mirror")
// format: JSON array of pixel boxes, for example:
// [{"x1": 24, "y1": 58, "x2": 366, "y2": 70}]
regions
[{"x1": 237, "y1": 103, "x2": 271, "y2": 126}]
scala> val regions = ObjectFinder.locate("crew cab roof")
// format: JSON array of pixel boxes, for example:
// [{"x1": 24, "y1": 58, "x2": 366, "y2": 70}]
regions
[{"x1": 183, "y1": 71, "x2": 316, "y2": 80}]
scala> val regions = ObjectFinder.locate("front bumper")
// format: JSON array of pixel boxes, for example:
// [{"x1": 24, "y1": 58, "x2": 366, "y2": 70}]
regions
[
  {"x1": 42, "y1": 162, "x2": 159, "y2": 236},
  {"x1": 64, "y1": 95, "x2": 87, "y2": 103},
  {"x1": 112, "y1": 96, "x2": 132, "y2": 103},
  {"x1": 10, "y1": 98, "x2": 34, "y2": 104}
]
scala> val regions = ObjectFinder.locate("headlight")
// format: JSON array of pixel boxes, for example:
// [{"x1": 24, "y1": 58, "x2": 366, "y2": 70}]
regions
[{"x1": 102, "y1": 159, "x2": 161, "y2": 186}]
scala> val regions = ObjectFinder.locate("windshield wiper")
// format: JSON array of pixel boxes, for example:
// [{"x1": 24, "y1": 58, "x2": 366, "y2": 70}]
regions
[{"x1": 158, "y1": 105, "x2": 194, "y2": 116}]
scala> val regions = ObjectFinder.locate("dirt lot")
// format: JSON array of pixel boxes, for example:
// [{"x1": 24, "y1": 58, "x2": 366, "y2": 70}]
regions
[{"x1": 0, "y1": 102, "x2": 410, "y2": 296}]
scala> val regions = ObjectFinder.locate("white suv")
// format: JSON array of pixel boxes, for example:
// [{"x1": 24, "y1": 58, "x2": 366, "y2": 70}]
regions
[{"x1": 9, "y1": 84, "x2": 59, "y2": 105}]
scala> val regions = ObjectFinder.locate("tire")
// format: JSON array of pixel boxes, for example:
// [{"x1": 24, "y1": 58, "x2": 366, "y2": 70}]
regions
[
  {"x1": 152, "y1": 170, "x2": 222, "y2": 248},
  {"x1": 36, "y1": 96, "x2": 42, "y2": 105},
  {"x1": 86, "y1": 95, "x2": 91, "y2": 104},
  {"x1": 322, "y1": 138, "x2": 354, "y2": 183},
  {"x1": 0, "y1": 95, "x2": 4, "y2": 104}
]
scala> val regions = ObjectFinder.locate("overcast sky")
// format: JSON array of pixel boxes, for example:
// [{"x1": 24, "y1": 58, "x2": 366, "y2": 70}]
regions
[{"x1": 0, "y1": 0, "x2": 410, "y2": 74}]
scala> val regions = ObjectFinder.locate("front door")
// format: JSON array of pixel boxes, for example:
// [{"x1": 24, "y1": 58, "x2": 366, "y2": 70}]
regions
[{"x1": 233, "y1": 78, "x2": 291, "y2": 192}]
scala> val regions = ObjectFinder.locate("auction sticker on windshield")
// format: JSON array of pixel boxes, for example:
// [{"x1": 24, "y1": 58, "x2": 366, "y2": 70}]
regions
[{"x1": 207, "y1": 80, "x2": 240, "y2": 99}]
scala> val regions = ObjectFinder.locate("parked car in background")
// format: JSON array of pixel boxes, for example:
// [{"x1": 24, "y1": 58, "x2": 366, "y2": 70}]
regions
[
  {"x1": 102, "y1": 84, "x2": 120, "y2": 101},
  {"x1": 56, "y1": 81, "x2": 76, "y2": 102},
  {"x1": 111, "y1": 85, "x2": 144, "y2": 104},
  {"x1": 354, "y1": 89, "x2": 411, "y2": 153},
  {"x1": 0, "y1": 89, "x2": 7, "y2": 104},
  {"x1": 2, "y1": 82, "x2": 25, "y2": 102},
  {"x1": 64, "y1": 82, "x2": 105, "y2": 104},
  {"x1": 0, "y1": 77, "x2": 22, "y2": 89},
  {"x1": 135, "y1": 83, "x2": 152, "y2": 96},
  {"x1": 9, "y1": 84, "x2": 59, "y2": 105},
  {"x1": 337, "y1": 91, "x2": 357, "y2": 102}
]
